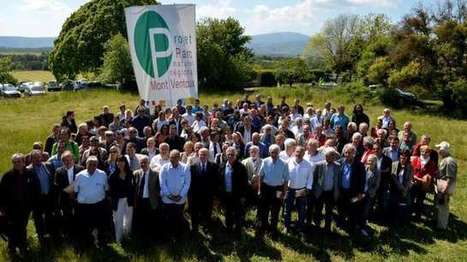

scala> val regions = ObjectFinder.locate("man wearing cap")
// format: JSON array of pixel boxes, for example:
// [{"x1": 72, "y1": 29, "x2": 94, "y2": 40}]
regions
[{"x1": 435, "y1": 142, "x2": 457, "y2": 229}]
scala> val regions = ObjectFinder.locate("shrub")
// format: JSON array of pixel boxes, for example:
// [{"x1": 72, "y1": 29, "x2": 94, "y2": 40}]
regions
[
  {"x1": 378, "y1": 87, "x2": 404, "y2": 108},
  {"x1": 256, "y1": 70, "x2": 276, "y2": 87}
]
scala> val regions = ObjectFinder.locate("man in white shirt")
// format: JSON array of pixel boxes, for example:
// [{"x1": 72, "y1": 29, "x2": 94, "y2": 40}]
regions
[
  {"x1": 150, "y1": 143, "x2": 170, "y2": 172},
  {"x1": 182, "y1": 105, "x2": 195, "y2": 126},
  {"x1": 73, "y1": 156, "x2": 108, "y2": 248},
  {"x1": 159, "y1": 150, "x2": 191, "y2": 238},
  {"x1": 279, "y1": 138, "x2": 297, "y2": 162},
  {"x1": 257, "y1": 144, "x2": 289, "y2": 239},
  {"x1": 304, "y1": 139, "x2": 325, "y2": 164},
  {"x1": 54, "y1": 151, "x2": 84, "y2": 238},
  {"x1": 284, "y1": 146, "x2": 313, "y2": 233},
  {"x1": 133, "y1": 156, "x2": 160, "y2": 237}
]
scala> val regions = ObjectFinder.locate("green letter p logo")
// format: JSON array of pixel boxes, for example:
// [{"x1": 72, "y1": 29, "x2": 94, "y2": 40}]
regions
[{"x1": 134, "y1": 11, "x2": 173, "y2": 78}]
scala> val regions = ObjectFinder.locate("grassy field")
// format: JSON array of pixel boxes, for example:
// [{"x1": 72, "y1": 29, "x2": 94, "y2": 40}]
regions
[
  {"x1": 11, "y1": 70, "x2": 55, "y2": 82},
  {"x1": 0, "y1": 87, "x2": 466, "y2": 261}
]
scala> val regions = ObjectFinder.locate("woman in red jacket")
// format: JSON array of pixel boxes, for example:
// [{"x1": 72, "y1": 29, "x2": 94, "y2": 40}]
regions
[{"x1": 410, "y1": 145, "x2": 438, "y2": 220}]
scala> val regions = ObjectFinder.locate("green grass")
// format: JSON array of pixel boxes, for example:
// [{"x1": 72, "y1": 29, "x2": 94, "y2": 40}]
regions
[
  {"x1": 0, "y1": 87, "x2": 466, "y2": 261},
  {"x1": 11, "y1": 70, "x2": 55, "y2": 82}
]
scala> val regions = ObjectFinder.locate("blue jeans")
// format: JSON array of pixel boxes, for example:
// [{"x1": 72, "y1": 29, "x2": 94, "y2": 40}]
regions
[{"x1": 284, "y1": 188, "x2": 307, "y2": 230}]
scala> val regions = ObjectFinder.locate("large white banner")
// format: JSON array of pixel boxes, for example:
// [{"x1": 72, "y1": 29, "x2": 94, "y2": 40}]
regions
[{"x1": 125, "y1": 4, "x2": 197, "y2": 106}]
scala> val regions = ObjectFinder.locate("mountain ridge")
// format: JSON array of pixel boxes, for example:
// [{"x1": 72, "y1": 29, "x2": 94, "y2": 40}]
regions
[{"x1": 0, "y1": 32, "x2": 310, "y2": 57}]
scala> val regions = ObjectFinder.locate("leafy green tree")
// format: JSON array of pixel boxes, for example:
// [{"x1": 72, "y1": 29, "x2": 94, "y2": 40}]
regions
[
  {"x1": 304, "y1": 14, "x2": 391, "y2": 80},
  {"x1": 196, "y1": 17, "x2": 253, "y2": 89},
  {"x1": 275, "y1": 58, "x2": 311, "y2": 87},
  {"x1": 49, "y1": 0, "x2": 155, "y2": 81},
  {"x1": 0, "y1": 57, "x2": 17, "y2": 84},
  {"x1": 99, "y1": 33, "x2": 133, "y2": 86}
]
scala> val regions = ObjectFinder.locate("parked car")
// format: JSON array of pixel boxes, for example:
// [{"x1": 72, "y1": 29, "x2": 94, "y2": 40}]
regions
[
  {"x1": 17, "y1": 81, "x2": 32, "y2": 92},
  {"x1": 60, "y1": 80, "x2": 74, "y2": 91},
  {"x1": 24, "y1": 82, "x2": 46, "y2": 96},
  {"x1": 73, "y1": 80, "x2": 89, "y2": 91},
  {"x1": 320, "y1": 81, "x2": 338, "y2": 88},
  {"x1": 47, "y1": 80, "x2": 61, "y2": 92},
  {"x1": 394, "y1": 88, "x2": 424, "y2": 107},
  {"x1": 1, "y1": 84, "x2": 21, "y2": 98}
]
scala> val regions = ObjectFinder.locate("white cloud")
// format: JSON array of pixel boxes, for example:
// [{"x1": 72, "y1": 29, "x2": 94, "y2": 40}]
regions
[
  {"x1": 346, "y1": 0, "x2": 397, "y2": 6},
  {"x1": 22, "y1": 0, "x2": 71, "y2": 13},
  {"x1": 245, "y1": 0, "x2": 321, "y2": 35},
  {"x1": 243, "y1": 0, "x2": 401, "y2": 35},
  {"x1": 197, "y1": 0, "x2": 237, "y2": 19}
]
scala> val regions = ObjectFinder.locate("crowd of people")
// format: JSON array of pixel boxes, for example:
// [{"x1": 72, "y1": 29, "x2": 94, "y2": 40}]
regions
[{"x1": 0, "y1": 94, "x2": 458, "y2": 257}]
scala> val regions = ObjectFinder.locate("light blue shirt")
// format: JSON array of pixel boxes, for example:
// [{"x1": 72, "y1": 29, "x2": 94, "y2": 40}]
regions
[
  {"x1": 224, "y1": 162, "x2": 233, "y2": 192},
  {"x1": 330, "y1": 113, "x2": 349, "y2": 130},
  {"x1": 48, "y1": 155, "x2": 63, "y2": 171},
  {"x1": 341, "y1": 161, "x2": 352, "y2": 189},
  {"x1": 34, "y1": 164, "x2": 50, "y2": 195},
  {"x1": 160, "y1": 162, "x2": 191, "y2": 204},
  {"x1": 259, "y1": 157, "x2": 289, "y2": 187},
  {"x1": 387, "y1": 148, "x2": 400, "y2": 162},
  {"x1": 74, "y1": 168, "x2": 108, "y2": 204}
]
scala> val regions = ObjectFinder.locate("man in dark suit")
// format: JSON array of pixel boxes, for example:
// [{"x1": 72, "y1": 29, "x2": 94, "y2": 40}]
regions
[
  {"x1": 54, "y1": 151, "x2": 83, "y2": 239},
  {"x1": 236, "y1": 115, "x2": 258, "y2": 144},
  {"x1": 373, "y1": 142, "x2": 394, "y2": 220},
  {"x1": 27, "y1": 149, "x2": 55, "y2": 244},
  {"x1": 0, "y1": 153, "x2": 40, "y2": 257},
  {"x1": 166, "y1": 124, "x2": 185, "y2": 151},
  {"x1": 133, "y1": 156, "x2": 161, "y2": 238},
  {"x1": 337, "y1": 144, "x2": 366, "y2": 234},
  {"x1": 131, "y1": 108, "x2": 151, "y2": 139},
  {"x1": 99, "y1": 105, "x2": 114, "y2": 127},
  {"x1": 189, "y1": 148, "x2": 219, "y2": 233},
  {"x1": 219, "y1": 147, "x2": 249, "y2": 236}
]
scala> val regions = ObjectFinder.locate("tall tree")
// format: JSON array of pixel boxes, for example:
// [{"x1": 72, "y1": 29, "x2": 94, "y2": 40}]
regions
[
  {"x1": 196, "y1": 17, "x2": 253, "y2": 89},
  {"x1": 99, "y1": 33, "x2": 134, "y2": 86},
  {"x1": 0, "y1": 57, "x2": 17, "y2": 84},
  {"x1": 49, "y1": 0, "x2": 156, "y2": 81}
]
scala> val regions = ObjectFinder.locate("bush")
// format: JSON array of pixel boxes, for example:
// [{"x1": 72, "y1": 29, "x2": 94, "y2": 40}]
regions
[
  {"x1": 256, "y1": 70, "x2": 276, "y2": 87},
  {"x1": 378, "y1": 87, "x2": 404, "y2": 108},
  {"x1": 449, "y1": 79, "x2": 467, "y2": 118}
]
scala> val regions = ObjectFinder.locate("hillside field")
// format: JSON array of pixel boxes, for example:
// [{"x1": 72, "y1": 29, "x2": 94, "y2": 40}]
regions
[
  {"x1": 0, "y1": 87, "x2": 466, "y2": 261},
  {"x1": 11, "y1": 70, "x2": 55, "y2": 82}
]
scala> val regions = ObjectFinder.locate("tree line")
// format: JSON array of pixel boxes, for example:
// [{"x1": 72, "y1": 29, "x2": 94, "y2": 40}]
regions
[{"x1": 3, "y1": 0, "x2": 464, "y2": 115}]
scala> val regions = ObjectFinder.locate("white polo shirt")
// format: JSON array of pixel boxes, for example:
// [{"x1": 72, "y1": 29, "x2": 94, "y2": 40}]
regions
[
  {"x1": 287, "y1": 158, "x2": 313, "y2": 190},
  {"x1": 74, "y1": 168, "x2": 108, "y2": 204}
]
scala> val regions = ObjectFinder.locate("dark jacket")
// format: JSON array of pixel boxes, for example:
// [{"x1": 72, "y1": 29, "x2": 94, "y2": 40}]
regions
[
  {"x1": 190, "y1": 161, "x2": 219, "y2": 198},
  {"x1": 54, "y1": 164, "x2": 84, "y2": 210},
  {"x1": 218, "y1": 160, "x2": 249, "y2": 199},
  {"x1": 27, "y1": 162, "x2": 54, "y2": 196},
  {"x1": 377, "y1": 154, "x2": 393, "y2": 192},
  {"x1": 351, "y1": 112, "x2": 370, "y2": 127},
  {"x1": 166, "y1": 135, "x2": 185, "y2": 152},
  {"x1": 134, "y1": 168, "x2": 161, "y2": 210},
  {"x1": 0, "y1": 168, "x2": 40, "y2": 217},
  {"x1": 109, "y1": 171, "x2": 136, "y2": 211},
  {"x1": 337, "y1": 158, "x2": 366, "y2": 197}
]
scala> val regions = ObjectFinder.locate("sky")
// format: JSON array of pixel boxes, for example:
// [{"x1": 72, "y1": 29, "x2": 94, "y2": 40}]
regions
[{"x1": 0, "y1": 0, "x2": 441, "y2": 37}]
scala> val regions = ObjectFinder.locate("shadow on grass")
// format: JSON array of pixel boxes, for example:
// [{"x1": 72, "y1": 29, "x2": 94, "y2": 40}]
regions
[{"x1": 2, "y1": 208, "x2": 467, "y2": 261}]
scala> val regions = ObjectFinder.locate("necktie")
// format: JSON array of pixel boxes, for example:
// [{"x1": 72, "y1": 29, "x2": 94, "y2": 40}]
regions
[
  {"x1": 139, "y1": 172, "x2": 146, "y2": 198},
  {"x1": 213, "y1": 144, "x2": 218, "y2": 156}
]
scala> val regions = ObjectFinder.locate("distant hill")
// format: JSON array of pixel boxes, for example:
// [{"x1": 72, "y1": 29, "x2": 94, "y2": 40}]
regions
[
  {"x1": 0, "y1": 36, "x2": 55, "y2": 49},
  {"x1": 0, "y1": 33, "x2": 310, "y2": 57},
  {"x1": 248, "y1": 32, "x2": 310, "y2": 57}
]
